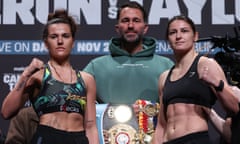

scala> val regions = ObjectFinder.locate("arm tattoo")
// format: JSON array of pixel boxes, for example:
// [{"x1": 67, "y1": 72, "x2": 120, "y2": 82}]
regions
[{"x1": 16, "y1": 80, "x2": 27, "y2": 91}]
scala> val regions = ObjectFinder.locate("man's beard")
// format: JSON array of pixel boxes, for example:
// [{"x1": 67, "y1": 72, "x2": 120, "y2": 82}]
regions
[{"x1": 121, "y1": 34, "x2": 142, "y2": 45}]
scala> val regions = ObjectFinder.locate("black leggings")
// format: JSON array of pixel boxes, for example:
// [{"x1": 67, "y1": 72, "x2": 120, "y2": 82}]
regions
[
  {"x1": 163, "y1": 131, "x2": 212, "y2": 144},
  {"x1": 31, "y1": 125, "x2": 89, "y2": 144}
]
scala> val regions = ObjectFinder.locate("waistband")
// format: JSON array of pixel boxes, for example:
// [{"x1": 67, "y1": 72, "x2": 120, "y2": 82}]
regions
[
  {"x1": 37, "y1": 124, "x2": 86, "y2": 136},
  {"x1": 163, "y1": 131, "x2": 209, "y2": 144}
]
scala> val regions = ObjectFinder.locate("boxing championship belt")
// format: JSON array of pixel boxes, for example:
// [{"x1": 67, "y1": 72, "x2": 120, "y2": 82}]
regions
[
  {"x1": 96, "y1": 104, "x2": 138, "y2": 144},
  {"x1": 96, "y1": 102, "x2": 159, "y2": 144}
]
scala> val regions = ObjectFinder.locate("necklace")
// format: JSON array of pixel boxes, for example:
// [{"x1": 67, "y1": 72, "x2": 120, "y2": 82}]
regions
[{"x1": 49, "y1": 61, "x2": 72, "y2": 83}]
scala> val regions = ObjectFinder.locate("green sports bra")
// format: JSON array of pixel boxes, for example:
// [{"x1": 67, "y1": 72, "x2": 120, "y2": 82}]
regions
[{"x1": 32, "y1": 64, "x2": 87, "y2": 117}]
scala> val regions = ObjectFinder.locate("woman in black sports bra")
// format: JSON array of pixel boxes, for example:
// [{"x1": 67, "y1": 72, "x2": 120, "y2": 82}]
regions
[
  {"x1": 1, "y1": 9, "x2": 99, "y2": 144},
  {"x1": 152, "y1": 15, "x2": 239, "y2": 144}
]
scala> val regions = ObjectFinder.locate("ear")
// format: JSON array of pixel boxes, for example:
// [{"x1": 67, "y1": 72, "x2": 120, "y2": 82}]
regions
[
  {"x1": 143, "y1": 24, "x2": 149, "y2": 35},
  {"x1": 71, "y1": 41, "x2": 75, "y2": 49},
  {"x1": 115, "y1": 24, "x2": 119, "y2": 33},
  {"x1": 194, "y1": 32, "x2": 199, "y2": 42},
  {"x1": 44, "y1": 40, "x2": 49, "y2": 50}
]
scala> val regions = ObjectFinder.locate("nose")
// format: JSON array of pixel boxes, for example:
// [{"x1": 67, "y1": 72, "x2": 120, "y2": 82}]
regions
[
  {"x1": 128, "y1": 21, "x2": 134, "y2": 28},
  {"x1": 176, "y1": 31, "x2": 181, "y2": 39},
  {"x1": 57, "y1": 36, "x2": 63, "y2": 45}
]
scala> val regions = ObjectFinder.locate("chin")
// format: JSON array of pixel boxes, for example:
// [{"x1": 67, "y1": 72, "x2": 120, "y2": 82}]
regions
[{"x1": 125, "y1": 37, "x2": 140, "y2": 44}]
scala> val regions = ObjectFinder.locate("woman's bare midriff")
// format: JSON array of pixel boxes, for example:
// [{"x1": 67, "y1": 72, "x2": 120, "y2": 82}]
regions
[
  {"x1": 39, "y1": 112, "x2": 84, "y2": 132},
  {"x1": 163, "y1": 103, "x2": 209, "y2": 142}
]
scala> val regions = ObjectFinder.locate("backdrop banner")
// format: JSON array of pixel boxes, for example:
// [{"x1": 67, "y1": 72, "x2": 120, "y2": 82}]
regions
[{"x1": 1, "y1": 0, "x2": 239, "y2": 143}]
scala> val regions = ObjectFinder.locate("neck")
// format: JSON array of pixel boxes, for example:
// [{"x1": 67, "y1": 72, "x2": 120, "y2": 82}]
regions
[
  {"x1": 174, "y1": 51, "x2": 198, "y2": 68},
  {"x1": 49, "y1": 61, "x2": 73, "y2": 83},
  {"x1": 121, "y1": 42, "x2": 143, "y2": 54}
]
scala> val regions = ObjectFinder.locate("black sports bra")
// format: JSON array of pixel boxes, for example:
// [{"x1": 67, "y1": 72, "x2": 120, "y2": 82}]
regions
[
  {"x1": 163, "y1": 55, "x2": 216, "y2": 109},
  {"x1": 32, "y1": 64, "x2": 87, "y2": 117}
]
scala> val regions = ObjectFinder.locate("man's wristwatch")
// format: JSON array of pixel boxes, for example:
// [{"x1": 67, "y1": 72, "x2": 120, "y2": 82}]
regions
[{"x1": 214, "y1": 80, "x2": 224, "y2": 92}]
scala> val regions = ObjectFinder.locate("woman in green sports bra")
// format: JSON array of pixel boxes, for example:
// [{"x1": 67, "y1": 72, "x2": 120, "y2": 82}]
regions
[{"x1": 1, "y1": 9, "x2": 99, "y2": 144}]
